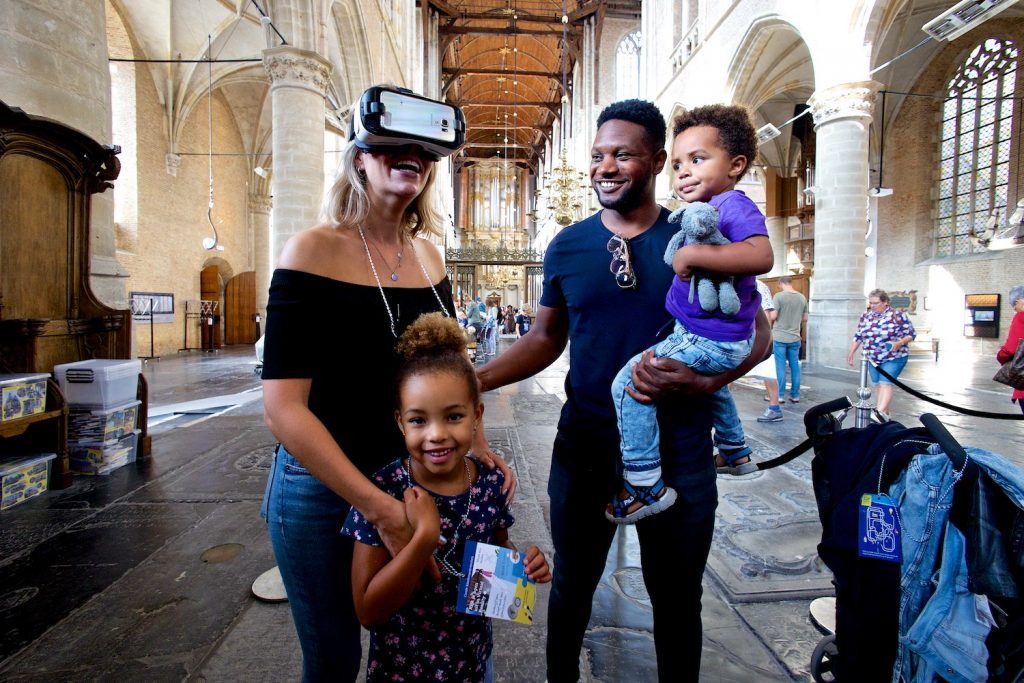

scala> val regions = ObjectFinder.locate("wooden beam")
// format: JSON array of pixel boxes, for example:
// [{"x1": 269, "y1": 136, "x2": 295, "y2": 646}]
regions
[
  {"x1": 439, "y1": 25, "x2": 577, "y2": 36},
  {"x1": 443, "y1": 67, "x2": 561, "y2": 79},
  {"x1": 460, "y1": 101, "x2": 559, "y2": 115}
]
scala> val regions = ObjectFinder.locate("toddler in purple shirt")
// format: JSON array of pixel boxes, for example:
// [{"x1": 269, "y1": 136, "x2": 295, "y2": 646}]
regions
[{"x1": 607, "y1": 105, "x2": 774, "y2": 524}]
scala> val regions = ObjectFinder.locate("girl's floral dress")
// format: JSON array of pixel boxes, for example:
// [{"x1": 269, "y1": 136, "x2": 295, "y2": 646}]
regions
[{"x1": 342, "y1": 457, "x2": 514, "y2": 682}]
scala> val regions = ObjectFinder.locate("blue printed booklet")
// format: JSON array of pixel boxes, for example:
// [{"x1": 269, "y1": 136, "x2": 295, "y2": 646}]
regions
[{"x1": 456, "y1": 541, "x2": 536, "y2": 624}]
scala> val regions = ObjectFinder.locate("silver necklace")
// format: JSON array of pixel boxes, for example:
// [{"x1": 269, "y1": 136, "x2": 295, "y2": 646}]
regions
[
  {"x1": 357, "y1": 227, "x2": 450, "y2": 338},
  {"x1": 401, "y1": 456, "x2": 474, "y2": 577},
  {"x1": 368, "y1": 237, "x2": 405, "y2": 282}
]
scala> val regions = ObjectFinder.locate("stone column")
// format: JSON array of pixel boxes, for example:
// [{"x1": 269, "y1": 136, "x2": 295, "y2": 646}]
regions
[
  {"x1": 807, "y1": 81, "x2": 879, "y2": 368},
  {"x1": 250, "y1": 193, "x2": 273, "y2": 321},
  {"x1": 766, "y1": 216, "x2": 787, "y2": 276},
  {"x1": 263, "y1": 46, "x2": 332, "y2": 268}
]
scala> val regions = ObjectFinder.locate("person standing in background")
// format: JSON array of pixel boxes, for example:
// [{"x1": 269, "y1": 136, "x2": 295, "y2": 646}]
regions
[
  {"x1": 996, "y1": 285, "x2": 1024, "y2": 415},
  {"x1": 772, "y1": 276, "x2": 807, "y2": 403},
  {"x1": 752, "y1": 279, "x2": 782, "y2": 423}
]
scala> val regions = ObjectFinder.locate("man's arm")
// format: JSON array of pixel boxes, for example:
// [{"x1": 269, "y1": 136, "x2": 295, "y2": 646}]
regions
[
  {"x1": 626, "y1": 307, "x2": 772, "y2": 403},
  {"x1": 477, "y1": 304, "x2": 569, "y2": 392}
]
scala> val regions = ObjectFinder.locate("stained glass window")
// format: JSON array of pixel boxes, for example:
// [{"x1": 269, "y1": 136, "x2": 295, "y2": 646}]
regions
[
  {"x1": 616, "y1": 30, "x2": 642, "y2": 101},
  {"x1": 936, "y1": 38, "x2": 1019, "y2": 257}
]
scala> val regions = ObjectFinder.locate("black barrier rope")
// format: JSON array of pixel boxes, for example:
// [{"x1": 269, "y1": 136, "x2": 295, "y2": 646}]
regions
[
  {"x1": 755, "y1": 438, "x2": 813, "y2": 470},
  {"x1": 872, "y1": 362, "x2": 1024, "y2": 420}
]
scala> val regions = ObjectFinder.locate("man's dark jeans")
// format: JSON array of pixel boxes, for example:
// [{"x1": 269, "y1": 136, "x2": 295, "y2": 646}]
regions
[{"x1": 545, "y1": 429, "x2": 718, "y2": 682}]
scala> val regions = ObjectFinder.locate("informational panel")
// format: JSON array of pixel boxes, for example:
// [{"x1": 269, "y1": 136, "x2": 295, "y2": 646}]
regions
[
  {"x1": 964, "y1": 293, "x2": 1000, "y2": 338},
  {"x1": 888, "y1": 290, "x2": 917, "y2": 314},
  {"x1": 130, "y1": 291, "x2": 174, "y2": 323}
]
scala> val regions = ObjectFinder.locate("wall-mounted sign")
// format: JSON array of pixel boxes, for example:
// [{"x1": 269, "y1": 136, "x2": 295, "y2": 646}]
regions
[
  {"x1": 888, "y1": 290, "x2": 917, "y2": 314},
  {"x1": 964, "y1": 293, "x2": 1000, "y2": 338},
  {"x1": 130, "y1": 291, "x2": 174, "y2": 323}
]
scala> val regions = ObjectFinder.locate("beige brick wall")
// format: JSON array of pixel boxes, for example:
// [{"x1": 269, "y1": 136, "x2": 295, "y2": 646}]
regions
[
  {"x1": 118, "y1": 62, "x2": 251, "y2": 357},
  {"x1": 878, "y1": 18, "x2": 1024, "y2": 358}
]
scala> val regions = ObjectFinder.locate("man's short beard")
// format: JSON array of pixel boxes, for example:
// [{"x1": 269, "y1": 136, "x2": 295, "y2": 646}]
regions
[{"x1": 595, "y1": 180, "x2": 650, "y2": 212}]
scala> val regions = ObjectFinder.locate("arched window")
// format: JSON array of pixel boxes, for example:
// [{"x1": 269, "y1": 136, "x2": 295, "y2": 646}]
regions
[
  {"x1": 936, "y1": 37, "x2": 1019, "y2": 257},
  {"x1": 616, "y1": 30, "x2": 642, "y2": 101}
]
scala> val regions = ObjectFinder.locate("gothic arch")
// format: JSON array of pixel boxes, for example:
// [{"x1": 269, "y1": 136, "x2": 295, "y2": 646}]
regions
[{"x1": 331, "y1": 0, "x2": 373, "y2": 106}]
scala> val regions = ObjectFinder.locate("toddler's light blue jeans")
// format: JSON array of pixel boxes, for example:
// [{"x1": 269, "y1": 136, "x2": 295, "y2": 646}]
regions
[{"x1": 612, "y1": 320, "x2": 752, "y2": 486}]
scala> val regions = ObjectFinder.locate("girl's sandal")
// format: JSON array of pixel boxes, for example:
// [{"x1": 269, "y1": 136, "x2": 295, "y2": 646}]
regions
[
  {"x1": 715, "y1": 446, "x2": 758, "y2": 476},
  {"x1": 604, "y1": 479, "x2": 678, "y2": 525}
]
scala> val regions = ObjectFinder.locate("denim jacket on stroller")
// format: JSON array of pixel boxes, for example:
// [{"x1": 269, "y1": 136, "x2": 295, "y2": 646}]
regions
[{"x1": 810, "y1": 417, "x2": 1024, "y2": 682}]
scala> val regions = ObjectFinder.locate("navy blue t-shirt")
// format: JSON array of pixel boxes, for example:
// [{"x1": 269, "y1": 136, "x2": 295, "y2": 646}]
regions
[{"x1": 540, "y1": 208, "x2": 714, "y2": 471}]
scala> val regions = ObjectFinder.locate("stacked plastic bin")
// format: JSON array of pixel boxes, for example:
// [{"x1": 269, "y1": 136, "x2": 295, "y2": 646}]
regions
[{"x1": 54, "y1": 360, "x2": 143, "y2": 475}]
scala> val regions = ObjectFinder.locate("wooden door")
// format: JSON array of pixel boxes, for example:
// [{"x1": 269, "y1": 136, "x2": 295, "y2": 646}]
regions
[
  {"x1": 225, "y1": 271, "x2": 257, "y2": 344},
  {"x1": 200, "y1": 265, "x2": 222, "y2": 349}
]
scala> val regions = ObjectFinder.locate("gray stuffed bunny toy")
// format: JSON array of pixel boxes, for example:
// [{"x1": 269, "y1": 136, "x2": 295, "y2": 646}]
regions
[{"x1": 664, "y1": 202, "x2": 741, "y2": 316}]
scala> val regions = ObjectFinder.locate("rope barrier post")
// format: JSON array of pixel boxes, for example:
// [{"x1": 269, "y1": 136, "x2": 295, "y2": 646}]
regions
[{"x1": 854, "y1": 353, "x2": 874, "y2": 428}]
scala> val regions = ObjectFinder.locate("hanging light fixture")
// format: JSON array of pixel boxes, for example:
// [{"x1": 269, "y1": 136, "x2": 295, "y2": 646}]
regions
[
  {"x1": 869, "y1": 91, "x2": 893, "y2": 197},
  {"x1": 202, "y1": 34, "x2": 221, "y2": 250},
  {"x1": 530, "y1": 0, "x2": 587, "y2": 227}
]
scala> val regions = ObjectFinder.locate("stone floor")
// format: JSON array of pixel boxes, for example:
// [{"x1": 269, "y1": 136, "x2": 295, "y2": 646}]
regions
[{"x1": 0, "y1": 339, "x2": 1022, "y2": 681}]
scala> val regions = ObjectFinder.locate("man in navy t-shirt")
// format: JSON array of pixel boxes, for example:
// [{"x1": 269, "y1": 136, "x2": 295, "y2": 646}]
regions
[{"x1": 476, "y1": 100, "x2": 770, "y2": 681}]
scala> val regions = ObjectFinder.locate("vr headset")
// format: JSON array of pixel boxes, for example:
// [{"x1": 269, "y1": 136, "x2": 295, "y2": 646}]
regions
[{"x1": 347, "y1": 86, "x2": 466, "y2": 161}]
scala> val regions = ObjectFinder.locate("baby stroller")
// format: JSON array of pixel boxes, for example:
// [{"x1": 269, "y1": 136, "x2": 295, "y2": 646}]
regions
[{"x1": 772, "y1": 398, "x2": 1024, "y2": 682}]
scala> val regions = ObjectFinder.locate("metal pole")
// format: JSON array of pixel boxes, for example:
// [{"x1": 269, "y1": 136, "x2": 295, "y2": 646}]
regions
[{"x1": 854, "y1": 353, "x2": 874, "y2": 428}]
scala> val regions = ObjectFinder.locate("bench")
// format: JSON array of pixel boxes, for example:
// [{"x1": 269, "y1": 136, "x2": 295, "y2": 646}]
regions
[{"x1": 908, "y1": 338, "x2": 940, "y2": 362}]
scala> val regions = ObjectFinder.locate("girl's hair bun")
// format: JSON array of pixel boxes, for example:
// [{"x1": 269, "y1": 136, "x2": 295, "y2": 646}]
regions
[{"x1": 396, "y1": 312, "x2": 467, "y2": 360}]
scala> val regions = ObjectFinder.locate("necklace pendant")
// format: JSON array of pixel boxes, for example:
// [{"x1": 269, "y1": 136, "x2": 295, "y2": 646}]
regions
[{"x1": 390, "y1": 273, "x2": 399, "y2": 282}]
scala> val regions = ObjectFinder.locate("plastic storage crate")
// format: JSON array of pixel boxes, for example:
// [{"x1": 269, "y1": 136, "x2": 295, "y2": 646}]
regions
[
  {"x1": 0, "y1": 453, "x2": 56, "y2": 510},
  {"x1": 69, "y1": 400, "x2": 141, "y2": 444},
  {"x1": 54, "y1": 359, "x2": 141, "y2": 409},
  {"x1": 0, "y1": 374, "x2": 49, "y2": 422},
  {"x1": 69, "y1": 430, "x2": 139, "y2": 475}
]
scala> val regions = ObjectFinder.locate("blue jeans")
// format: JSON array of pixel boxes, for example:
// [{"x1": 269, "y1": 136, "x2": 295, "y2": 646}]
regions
[
  {"x1": 261, "y1": 445, "x2": 361, "y2": 682},
  {"x1": 891, "y1": 446, "x2": 1024, "y2": 682},
  {"x1": 546, "y1": 429, "x2": 717, "y2": 682},
  {"x1": 774, "y1": 340, "x2": 801, "y2": 398},
  {"x1": 612, "y1": 321, "x2": 751, "y2": 486},
  {"x1": 869, "y1": 355, "x2": 908, "y2": 385}
]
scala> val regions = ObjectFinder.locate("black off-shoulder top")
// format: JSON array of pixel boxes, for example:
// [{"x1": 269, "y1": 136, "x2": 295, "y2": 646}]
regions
[{"x1": 262, "y1": 268, "x2": 455, "y2": 474}]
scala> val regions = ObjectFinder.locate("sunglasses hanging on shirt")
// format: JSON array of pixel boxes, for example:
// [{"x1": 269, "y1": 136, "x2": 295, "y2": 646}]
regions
[{"x1": 607, "y1": 234, "x2": 637, "y2": 290}]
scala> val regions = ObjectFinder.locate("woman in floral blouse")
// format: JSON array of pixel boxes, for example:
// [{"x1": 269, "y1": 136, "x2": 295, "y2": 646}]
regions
[{"x1": 846, "y1": 289, "x2": 916, "y2": 420}]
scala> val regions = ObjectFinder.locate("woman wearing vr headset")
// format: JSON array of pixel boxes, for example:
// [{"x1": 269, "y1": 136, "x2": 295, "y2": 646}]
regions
[{"x1": 260, "y1": 86, "x2": 513, "y2": 681}]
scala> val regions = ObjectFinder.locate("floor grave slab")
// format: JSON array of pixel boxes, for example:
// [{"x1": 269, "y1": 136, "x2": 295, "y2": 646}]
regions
[{"x1": 706, "y1": 434, "x2": 832, "y2": 602}]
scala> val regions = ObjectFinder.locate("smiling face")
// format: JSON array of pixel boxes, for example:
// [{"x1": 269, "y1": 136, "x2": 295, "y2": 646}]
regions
[
  {"x1": 671, "y1": 125, "x2": 747, "y2": 203},
  {"x1": 590, "y1": 119, "x2": 666, "y2": 213},
  {"x1": 356, "y1": 145, "x2": 435, "y2": 204},
  {"x1": 396, "y1": 370, "x2": 483, "y2": 486}
]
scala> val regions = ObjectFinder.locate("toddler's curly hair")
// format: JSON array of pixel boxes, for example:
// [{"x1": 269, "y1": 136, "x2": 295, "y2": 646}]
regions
[
  {"x1": 672, "y1": 104, "x2": 758, "y2": 180},
  {"x1": 396, "y1": 313, "x2": 479, "y2": 404}
]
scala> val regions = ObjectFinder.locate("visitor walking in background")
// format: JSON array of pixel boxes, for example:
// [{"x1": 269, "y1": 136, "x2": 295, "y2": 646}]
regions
[
  {"x1": 772, "y1": 276, "x2": 807, "y2": 403},
  {"x1": 846, "y1": 288, "x2": 916, "y2": 420},
  {"x1": 753, "y1": 279, "x2": 782, "y2": 423}
]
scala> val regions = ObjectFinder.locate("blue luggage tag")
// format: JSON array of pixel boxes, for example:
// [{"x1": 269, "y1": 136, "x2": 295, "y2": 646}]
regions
[{"x1": 858, "y1": 494, "x2": 902, "y2": 563}]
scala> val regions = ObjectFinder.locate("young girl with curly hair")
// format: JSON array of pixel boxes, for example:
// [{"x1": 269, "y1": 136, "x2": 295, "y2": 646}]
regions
[{"x1": 342, "y1": 313, "x2": 551, "y2": 682}]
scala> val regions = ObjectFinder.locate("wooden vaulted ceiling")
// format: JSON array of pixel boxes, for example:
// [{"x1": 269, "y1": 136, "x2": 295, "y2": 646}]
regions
[{"x1": 429, "y1": 0, "x2": 639, "y2": 174}]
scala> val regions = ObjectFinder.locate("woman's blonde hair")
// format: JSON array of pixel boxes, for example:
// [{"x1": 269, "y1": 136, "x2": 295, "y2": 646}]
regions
[{"x1": 321, "y1": 87, "x2": 444, "y2": 237}]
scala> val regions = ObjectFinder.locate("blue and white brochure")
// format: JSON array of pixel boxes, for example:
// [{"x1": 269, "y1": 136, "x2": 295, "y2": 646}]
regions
[{"x1": 456, "y1": 541, "x2": 536, "y2": 624}]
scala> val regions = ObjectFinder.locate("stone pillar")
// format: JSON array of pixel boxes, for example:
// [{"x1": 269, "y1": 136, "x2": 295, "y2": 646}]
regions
[
  {"x1": 766, "y1": 216, "x2": 787, "y2": 276},
  {"x1": 263, "y1": 46, "x2": 332, "y2": 268},
  {"x1": 807, "y1": 81, "x2": 878, "y2": 368},
  {"x1": 250, "y1": 193, "x2": 273, "y2": 321}
]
